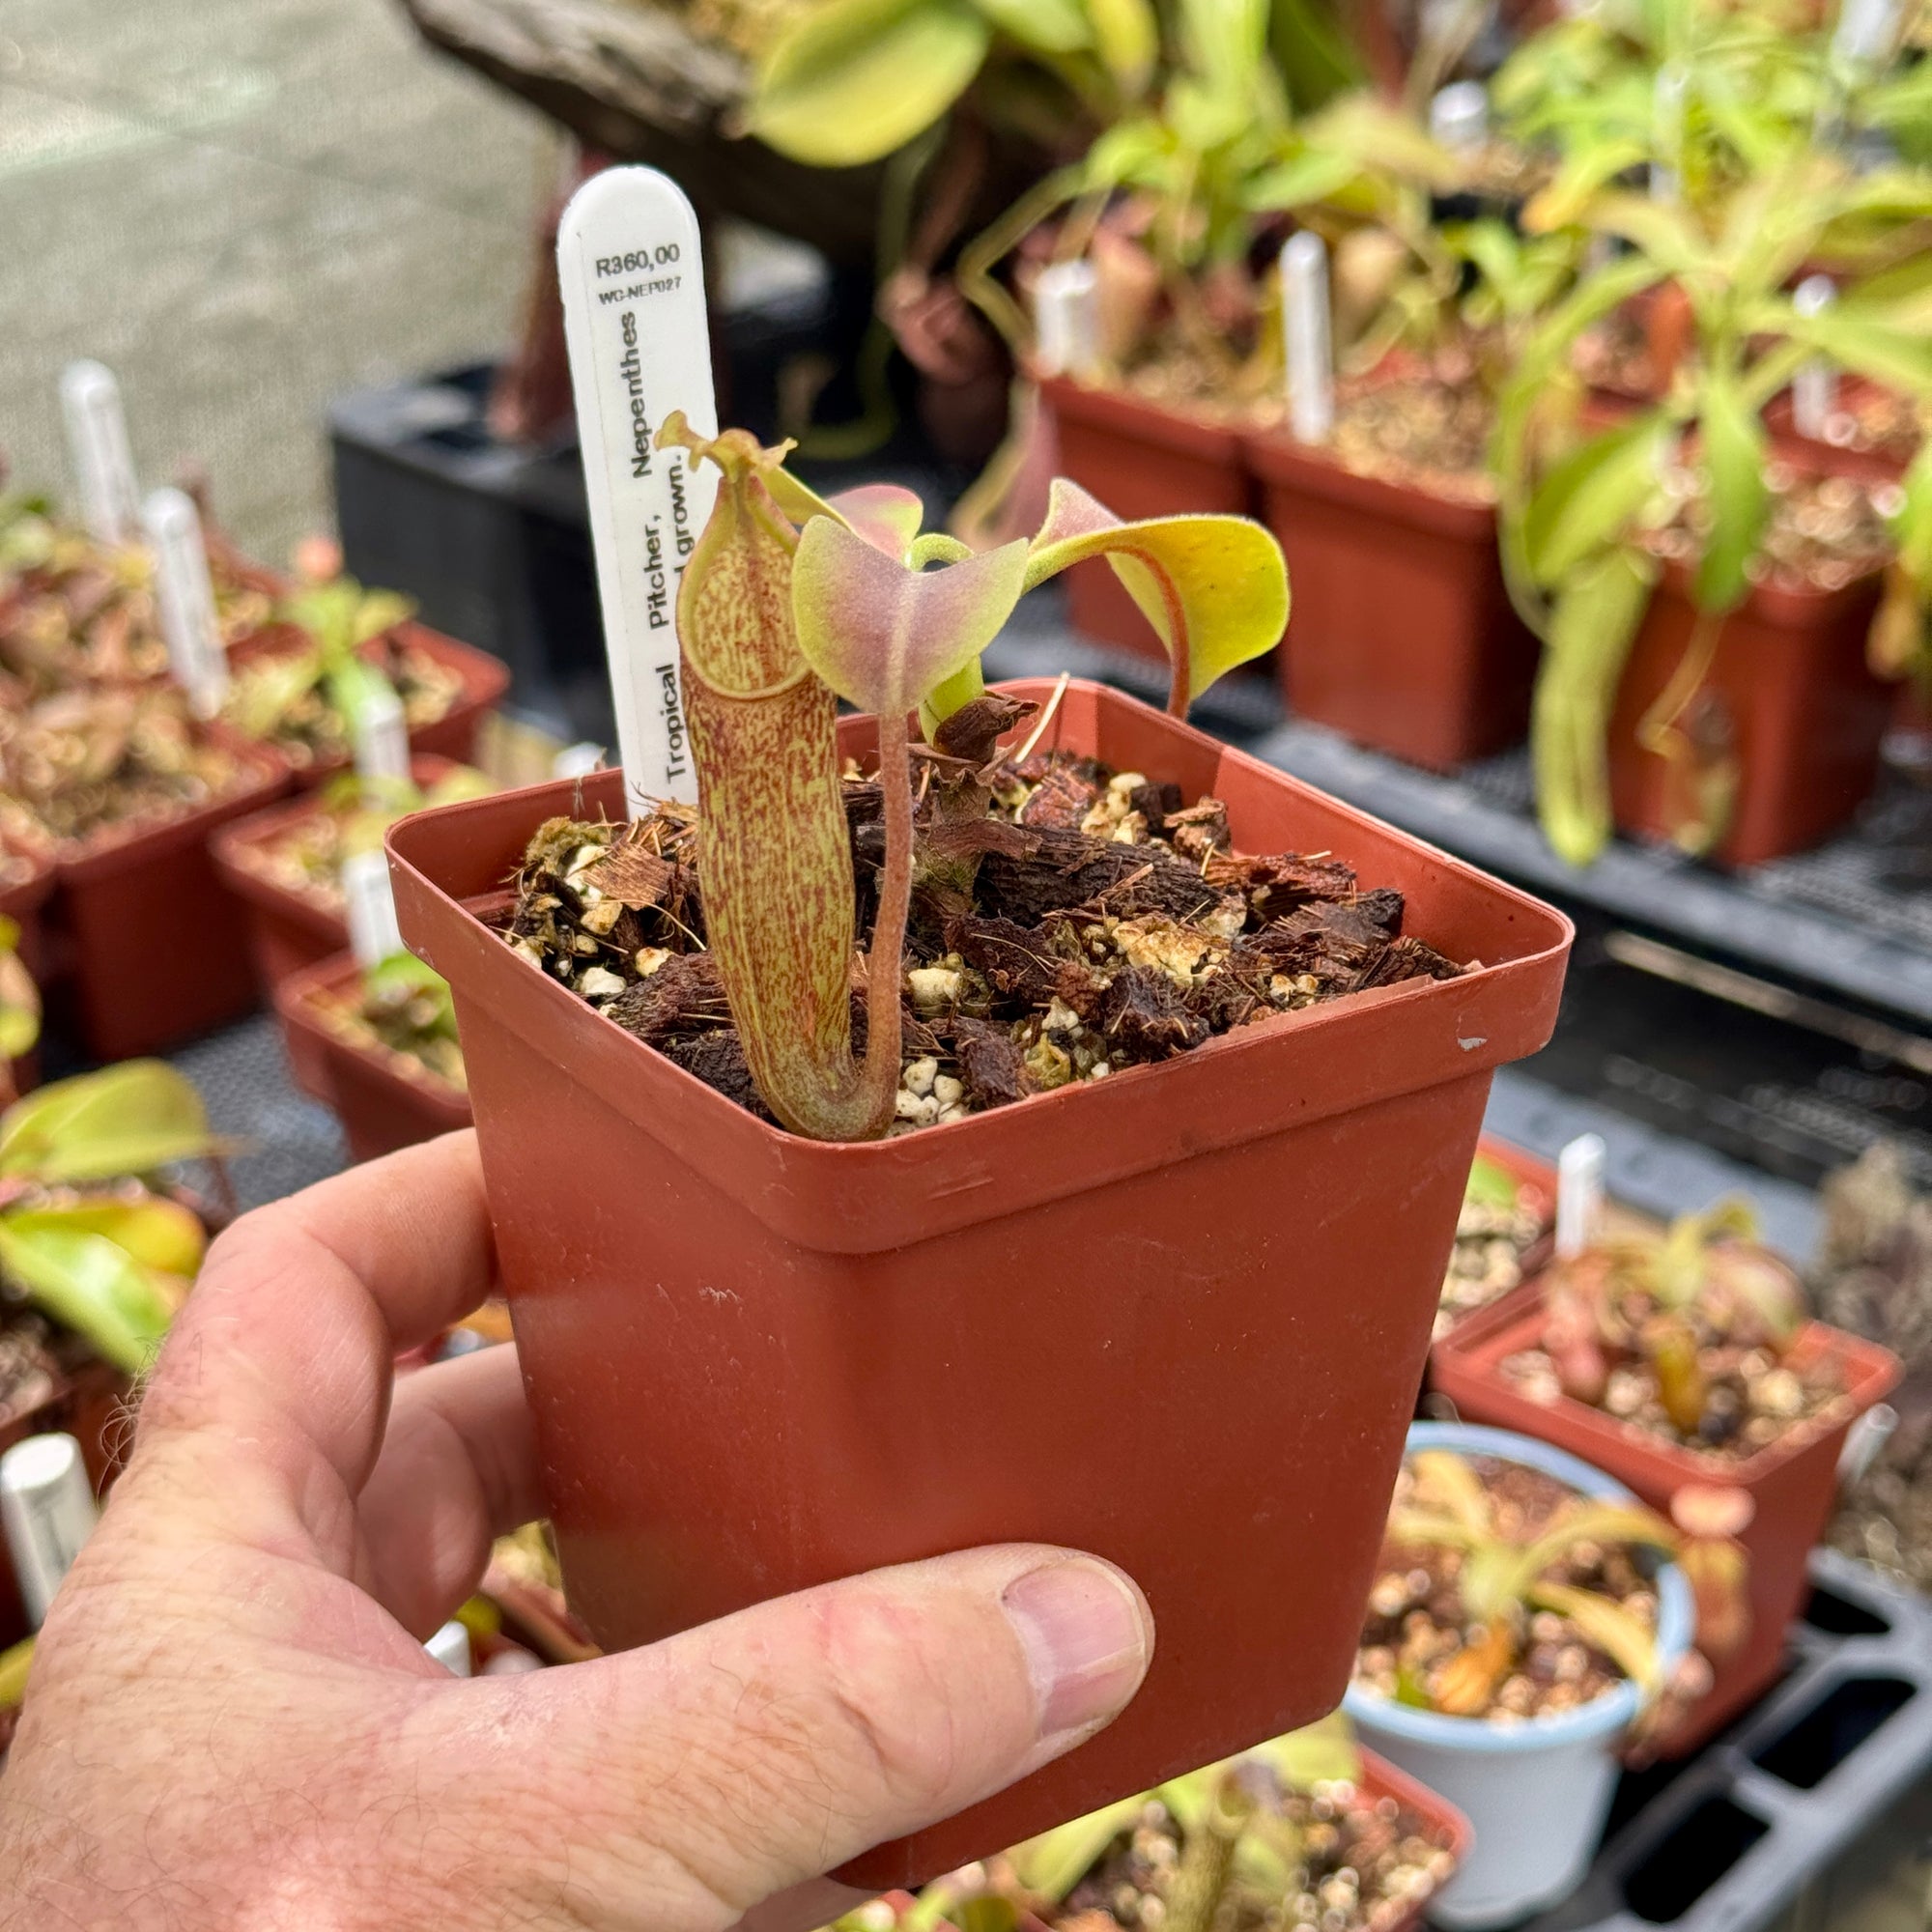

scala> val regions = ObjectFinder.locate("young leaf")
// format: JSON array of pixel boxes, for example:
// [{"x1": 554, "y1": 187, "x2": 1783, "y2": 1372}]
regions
[
  {"x1": 1022, "y1": 481, "x2": 1288, "y2": 714},
  {"x1": 1527, "y1": 1580, "x2": 1663, "y2": 1694},
  {"x1": 1250, "y1": 1711, "x2": 1362, "y2": 1791},
  {"x1": 1083, "y1": 0, "x2": 1158, "y2": 94},
  {"x1": 1008, "y1": 1793, "x2": 1146, "y2": 1902},
  {"x1": 744, "y1": 0, "x2": 990, "y2": 167},
  {"x1": 1520, "y1": 411, "x2": 1671, "y2": 589},
  {"x1": 0, "y1": 1214, "x2": 180, "y2": 1375},
  {"x1": 791, "y1": 518, "x2": 1031, "y2": 718},
  {"x1": 972, "y1": 0, "x2": 1092, "y2": 55},
  {"x1": 1746, "y1": 298, "x2": 1932, "y2": 401},
  {"x1": 0, "y1": 918, "x2": 39, "y2": 1063},
  {"x1": 1691, "y1": 372, "x2": 1769, "y2": 615},
  {"x1": 0, "y1": 1061, "x2": 217, "y2": 1183},
  {"x1": 18, "y1": 1194, "x2": 207, "y2": 1279}
]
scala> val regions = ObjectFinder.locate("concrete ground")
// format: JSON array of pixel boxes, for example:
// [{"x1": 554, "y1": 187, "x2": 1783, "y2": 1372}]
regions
[{"x1": 0, "y1": 0, "x2": 553, "y2": 567}]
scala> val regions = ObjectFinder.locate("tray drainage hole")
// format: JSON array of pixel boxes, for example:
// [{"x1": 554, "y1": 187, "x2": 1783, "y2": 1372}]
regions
[
  {"x1": 1621, "y1": 1796, "x2": 1770, "y2": 1922},
  {"x1": 1800, "y1": 1583, "x2": 1891, "y2": 1636},
  {"x1": 1749, "y1": 1675, "x2": 1916, "y2": 1790}
]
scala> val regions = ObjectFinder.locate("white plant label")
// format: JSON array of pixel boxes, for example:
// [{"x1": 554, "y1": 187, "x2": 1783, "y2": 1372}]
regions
[
  {"x1": 343, "y1": 847, "x2": 406, "y2": 967},
  {"x1": 141, "y1": 487, "x2": 230, "y2": 719},
  {"x1": 1834, "y1": 0, "x2": 1899, "y2": 63},
  {"x1": 1430, "y1": 81, "x2": 1489, "y2": 154},
  {"x1": 1792, "y1": 275, "x2": 1837, "y2": 440},
  {"x1": 0, "y1": 1433, "x2": 98, "y2": 1632},
  {"x1": 352, "y1": 685, "x2": 412, "y2": 801},
  {"x1": 59, "y1": 360, "x2": 140, "y2": 548},
  {"x1": 556, "y1": 166, "x2": 719, "y2": 816},
  {"x1": 552, "y1": 740, "x2": 608, "y2": 780},
  {"x1": 1555, "y1": 1132, "x2": 1606, "y2": 1261},
  {"x1": 1035, "y1": 261, "x2": 1100, "y2": 381},
  {"x1": 1651, "y1": 66, "x2": 1689, "y2": 205},
  {"x1": 1280, "y1": 233, "x2": 1334, "y2": 445}
]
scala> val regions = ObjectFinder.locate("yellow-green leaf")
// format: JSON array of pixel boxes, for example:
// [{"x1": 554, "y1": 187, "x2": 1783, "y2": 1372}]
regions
[
  {"x1": 1081, "y1": 0, "x2": 1157, "y2": 95},
  {"x1": 973, "y1": 0, "x2": 1091, "y2": 55},
  {"x1": 0, "y1": 1062, "x2": 217, "y2": 1184},
  {"x1": 1527, "y1": 1580, "x2": 1662, "y2": 1695},
  {"x1": 0, "y1": 1214, "x2": 179, "y2": 1375},
  {"x1": 1023, "y1": 481, "x2": 1288, "y2": 709},
  {"x1": 15, "y1": 1194, "x2": 207, "y2": 1279},
  {"x1": 1692, "y1": 372, "x2": 1769, "y2": 615},
  {"x1": 1520, "y1": 411, "x2": 1671, "y2": 589},
  {"x1": 744, "y1": 0, "x2": 991, "y2": 167},
  {"x1": 1009, "y1": 1792, "x2": 1145, "y2": 1902}
]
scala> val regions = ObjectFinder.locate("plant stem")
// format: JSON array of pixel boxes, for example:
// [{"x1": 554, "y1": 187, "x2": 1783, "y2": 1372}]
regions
[
  {"x1": 1165, "y1": 1776, "x2": 1253, "y2": 1932},
  {"x1": 859, "y1": 708, "x2": 913, "y2": 1129}
]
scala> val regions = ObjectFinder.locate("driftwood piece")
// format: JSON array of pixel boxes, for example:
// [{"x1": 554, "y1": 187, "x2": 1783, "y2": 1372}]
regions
[{"x1": 395, "y1": 0, "x2": 890, "y2": 266}]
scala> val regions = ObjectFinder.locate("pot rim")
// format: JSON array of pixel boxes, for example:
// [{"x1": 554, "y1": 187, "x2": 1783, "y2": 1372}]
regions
[
  {"x1": 1342, "y1": 1420, "x2": 1695, "y2": 1752},
  {"x1": 273, "y1": 949, "x2": 469, "y2": 1110}
]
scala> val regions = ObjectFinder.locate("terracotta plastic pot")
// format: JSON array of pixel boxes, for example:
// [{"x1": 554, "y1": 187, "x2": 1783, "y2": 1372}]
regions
[
  {"x1": 272, "y1": 952, "x2": 470, "y2": 1162},
  {"x1": 1347, "y1": 1423, "x2": 1694, "y2": 1930},
  {"x1": 1606, "y1": 561, "x2": 1889, "y2": 867},
  {"x1": 231, "y1": 618, "x2": 509, "y2": 784},
  {"x1": 388, "y1": 675, "x2": 1571, "y2": 1885},
  {"x1": 212, "y1": 754, "x2": 454, "y2": 994},
  {"x1": 1763, "y1": 380, "x2": 1917, "y2": 485},
  {"x1": 43, "y1": 732, "x2": 289, "y2": 1061},
  {"x1": 1248, "y1": 435, "x2": 1537, "y2": 771},
  {"x1": 1039, "y1": 379, "x2": 1255, "y2": 661},
  {"x1": 1431, "y1": 1287, "x2": 1900, "y2": 1753}
]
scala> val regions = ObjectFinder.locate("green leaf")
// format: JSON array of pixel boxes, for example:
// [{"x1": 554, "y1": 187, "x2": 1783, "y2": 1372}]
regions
[
  {"x1": 793, "y1": 520, "x2": 1030, "y2": 717},
  {"x1": 1892, "y1": 441, "x2": 1932, "y2": 585},
  {"x1": 0, "y1": 1062, "x2": 217, "y2": 1184},
  {"x1": 1008, "y1": 1793, "x2": 1145, "y2": 1902},
  {"x1": 1521, "y1": 136, "x2": 1649, "y2": 232},
  {"x1": 1520, "y1": 411, "x2": 1671, "y2": 589},
  {"x1": 0, "y1": 1214, "x2": 179, "y2": 1375},
  {"x1": 1250, "y1": 1712, "x2": 1361, "y2": 1791},
  {"x1": 972, "y1": 0, "x2": 1091, "y2": 54},
  {"x1": 1532, "y1": 545, "x2": 1657, "y2": 867},
  {"x1": 1240, "y1": 147, "x2": 1362, "y2": 213},
  {"x1": 1691, "y1": 372, "x2": 1768, "y2": 615},
  {"x1": 1464, "y1": 1154, "x2": 1521, "y2": 1210},
  {"x1": 1082, "y1": 0, "x2": 1157, "y2": 94},
  {"x1": 16, "y1": 1195, "x2": 207, "y2": 1279},
  {"x1": 744, "y1": 0, "x2": 991, "y2": 167},
  {"x1": 1526, "y1": 1580, "x2": 1662, "y2": 1694},
  {"x1": 1022, "y1": 481, "x2": 1288, "y2": 707},
  {"x1": 1747, "y1": 298, "x2": 1932, "y2": 401}
]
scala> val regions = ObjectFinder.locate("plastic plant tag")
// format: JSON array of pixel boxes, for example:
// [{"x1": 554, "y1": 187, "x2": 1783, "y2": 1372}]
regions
[
  {"x1": 1430, "y1": 81, "x2": 1488, "y2": 154},
  {"x1": 1650, "y1": 66, "x2": 1688, "y2": 204},
  {"x1": 1280, "y1": 233, "x2": 1334, "y2": 446},
  {"x1": 343, "y1": 847, "x2": 406, "y2": 967},
  {"x1": 0, "y1": 1433, "x2": 97, "y2": 1631},
  {"x1": 141, "y1": 487, "x2": 230, "y2": 719},
  {"x1": 1555, "y1": 1131, "x2": 1606, "y2": 1261},
  {"x1": 1792, "y1": 275, "x2": 1837, "y2": 440},
  {"x1": 352, "y1": 685, "x2": 412, "y2": 802},
  {"x1": 1839, "y1": 1402, "x2": 1898, "y2": 1490},
  {"x1": 556, "y1": 166, "x2": 720, "y2": 815},
  {"x1": 59, "y1": 360, "x2": 140, "y2": 548},
  {"x1": 552, "y1": 741, "x2": 608, "y2": 780},
  {"x1": 1035, "y1": 261, "x2": 1100, "y2": 380},
  {"x1": 1834, "y1": 0, "x2": 1899, "y2": 63}
]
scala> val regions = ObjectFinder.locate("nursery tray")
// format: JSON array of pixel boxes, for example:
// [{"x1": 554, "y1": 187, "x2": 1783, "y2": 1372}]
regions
[{"x1": 1520, "y1": 1550, "x2": 1932, "y2": 1932}]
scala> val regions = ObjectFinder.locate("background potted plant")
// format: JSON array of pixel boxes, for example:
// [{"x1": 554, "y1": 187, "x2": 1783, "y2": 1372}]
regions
[
  {"x1": 1431, "y1": 1197, "x2": 1900, "y2": 1750},
  {"x1": 1343, "y1": 1423, "x2": 1698, "y2": 1930},
  {"x1": 1437, "y1": 1139, "x2": 1555, "y2": 1342},
  {"x1": 1494, "y1": 145, "x2": 1932, "y2": 866},
  {"x1": 387, "y1": 412, "x2": 1570, "y2": 1882}
]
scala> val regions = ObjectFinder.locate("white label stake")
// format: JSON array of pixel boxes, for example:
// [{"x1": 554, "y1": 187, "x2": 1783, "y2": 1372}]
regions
[
  {"x1": 1792, "y1": 275, "x2": 1838, "y2": 441},
  {"x1": 1430, "y1": 81, "x2": 1489, "y2": 155},
  {"x1": 141, "y1": 488, "x2": 230, "y2": 720},
  {"x1": 1035, "y1": 261, "x2": 1100, "y2": 381},
  {"x1": 1280, "y1": 233, "x2": 1334, "y2": 446},
  {"x1": 352, "y1": 686, "x2": 412, "y2": 804},
  {"x1": 556, "y1": 167, "x2": 720, "y2": 816},
  {"x1": 1555, "y1": 1133, "x2": 1606, "y2": 1261},
  {"x1": 1651, "y1": 66, "x2": 1688, "y2": 205},
  {"x1": 0, "y1": 1434, "x2": 98, "y2": 1631},
  {"x1": 60, "y1": 360, "x2": 140, "y2": 548},
  {"x1": 342, "y1": 848, "x2": 406, "y2": 967}
]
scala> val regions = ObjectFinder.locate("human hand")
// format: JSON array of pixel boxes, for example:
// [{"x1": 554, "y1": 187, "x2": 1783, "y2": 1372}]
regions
[{"x1": 0, "y1": 1133, "x2": 1153, "y2": 1930}]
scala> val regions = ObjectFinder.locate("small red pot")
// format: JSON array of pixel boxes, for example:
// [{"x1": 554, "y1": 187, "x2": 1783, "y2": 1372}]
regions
[
  {"x1": 1606, "y1": 561, "x2": 1889, "y2": 866},
  {"x1": 1039, "y1": 379, "x2": 1255, "y2": 661},
  {"x1": 272, "y1": 952, "x2": 470, "y2": 1162},
  {"x1": 388, "y1": 676, "x2": 1570, "y2": 1885},
  {"x1": 1248, "y1": 434, "x2": 1538, "y2": 771},
  {"x1": 1763, "y1": 378, "x2": 1918, "y2": 485},
  {"x1": 42, "y1": 731, "x2": 289, "y2": 1061},
  {"x1": 231, "y1": 619, "x2": 508, "y2": 784},
  {"x1": 1431, "y1": 1286, "x2": 1900, "y2": 1753},
  {"x1": 0, "y1": 844, "x2": 56, "y2": 1094}
]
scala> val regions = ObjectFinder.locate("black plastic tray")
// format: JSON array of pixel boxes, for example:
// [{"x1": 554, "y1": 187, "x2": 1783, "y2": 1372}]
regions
[{"x1": 1527, "y1": 1550, "x2": 1932, "y2": 1932}]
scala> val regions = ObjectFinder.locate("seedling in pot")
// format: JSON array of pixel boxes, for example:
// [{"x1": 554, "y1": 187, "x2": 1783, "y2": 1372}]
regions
[
  {"x1": 860, "y1": 1715, "x2": 1459, "y2": 1932},
  {"x1": 0, "y1": 1060, "x2": 219, "y2": 1375}
]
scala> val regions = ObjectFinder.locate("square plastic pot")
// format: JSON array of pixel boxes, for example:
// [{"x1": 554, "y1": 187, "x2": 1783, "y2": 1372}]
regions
[
  {"x1": 1430, "y1": 1288, "x2": 1900, "y2": 1754},
  {"x1": 1039, "y1": 379, "x2": 1255, "y2": 661},
  {"x1": 43, "y1": 732, "x2": 290, "y2": 1062},
  {"x1": 272, "y1": 952, "x2": 470, "y2": 1162},
  {"x1": 386, "y1": 676, "x2": 1572, "y2": 1886},
  {"x1": 1606, "y1": 562, "x2": 1889, "y2": 867},
  {"x1": 1247, "y1": 434, "x2": 1538, "y2": 772},
  {"x1": 231, "y1": 617, "x2": 510, "y2": 784}
]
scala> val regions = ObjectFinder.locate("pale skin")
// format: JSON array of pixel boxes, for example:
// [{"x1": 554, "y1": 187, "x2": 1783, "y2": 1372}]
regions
[{"x1": 0, "y1": 1133, "x2": 1154, "y2": 1930}]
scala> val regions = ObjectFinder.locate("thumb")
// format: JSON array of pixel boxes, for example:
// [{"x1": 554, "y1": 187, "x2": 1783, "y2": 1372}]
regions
[{"x1": 447, "y1": 1544, "x2": 1153, "y2": 1931}]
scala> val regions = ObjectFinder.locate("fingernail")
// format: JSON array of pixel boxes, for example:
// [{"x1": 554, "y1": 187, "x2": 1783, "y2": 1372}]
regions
[{"x1": 1003, "y1": 1557, "x2": 1152, "y2": 1740}]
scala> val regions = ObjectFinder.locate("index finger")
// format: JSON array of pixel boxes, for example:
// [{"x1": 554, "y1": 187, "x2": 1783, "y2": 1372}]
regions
[{"x1": 138, "y1": 1131, "x2": 501, "y2": 1499}]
